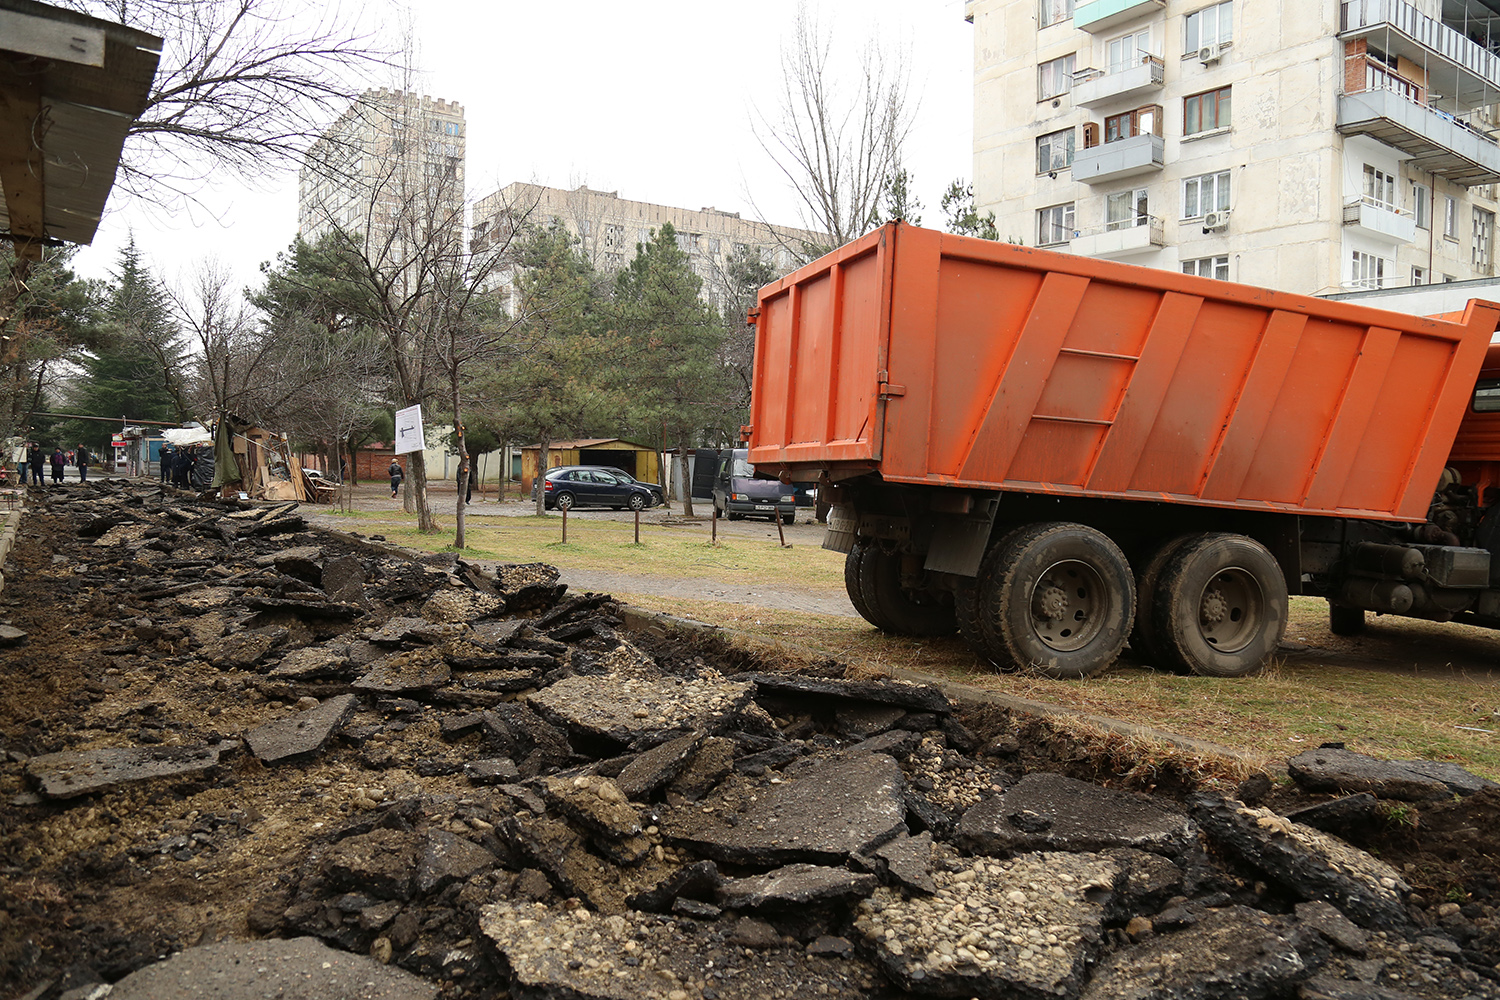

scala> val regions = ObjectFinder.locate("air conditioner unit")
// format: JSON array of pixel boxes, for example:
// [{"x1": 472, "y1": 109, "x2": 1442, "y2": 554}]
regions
[
  {"x1": 1199, "y1": 44, "x2": 1221, "y2": 63},
  {"x1": 1202, "y1": 210, "x2": 1231, "y2": 232}
]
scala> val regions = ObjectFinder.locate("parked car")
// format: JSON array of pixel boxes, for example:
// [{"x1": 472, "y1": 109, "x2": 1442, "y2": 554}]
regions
[
  {"x1": 712, "y1": 449, "x2": 797, "y2": 522},
  {"x1": 532, "y1": 465, "x2": 664, "y2": 511}
]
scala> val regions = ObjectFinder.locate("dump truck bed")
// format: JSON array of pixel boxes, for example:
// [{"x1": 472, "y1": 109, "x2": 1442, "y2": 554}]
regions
[{"x1": 748, "y1": 223, "x2": 1500, "y2": 522}]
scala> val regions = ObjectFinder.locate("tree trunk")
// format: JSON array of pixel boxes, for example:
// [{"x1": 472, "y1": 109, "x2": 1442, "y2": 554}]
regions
[
  {"x1": 534, "y1": 435, "x2": 550, "y2": 516},
  {"x1": 678, "y1": 439, "x2": 695, "y2": 517},
  {"x1": 410, "y1": 449, "x2": 435, "y2": 531}
]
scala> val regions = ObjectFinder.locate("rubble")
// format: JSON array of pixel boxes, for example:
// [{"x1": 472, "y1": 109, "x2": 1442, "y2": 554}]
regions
[
  {"x1": 0, "y1": 481, "x2": 1498, "y2": 1000},
  {"x1": 1290, "y1": 745, "x2": 1500, "y2": 802}
]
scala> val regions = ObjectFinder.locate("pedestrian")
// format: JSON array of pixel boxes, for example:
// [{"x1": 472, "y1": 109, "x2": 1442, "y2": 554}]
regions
[
  {"x1": 388, "y1": 458, "x2": 403, "y2": 498},
  {"x1": 28, "y1": 442, "x2": 42, "y2": 485},
  {"x1": 339, "y1": 454, "x2": 348, "y2": 482},
  {"x1": 50, "y1": 447, "x2": 64, "y2": 484},
  {"x1": 76, "y1": 443, "x2": 89, "y2": 483},
  {"x1": 10, "y1": 439, "x2": 25, "y2": 486},
  {"x1": 159, "y1": 444, "x2": 173, "y2": 482},
  {"x1": 173, "y1": 446, "x2": 192, "y2": 488}
]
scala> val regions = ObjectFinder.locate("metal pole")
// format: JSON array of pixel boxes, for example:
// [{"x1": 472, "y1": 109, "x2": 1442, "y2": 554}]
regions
[
  {"x1": 776, "y1": 508, "x2": 789, "y2": 547},
  {"x1": 562, "y1": 504, "x2": 568, "y2": 544},
  {"x1": 634, "y1": 508, "x2": 640, "y2": 544},
  {"x1": 712, "y1": 504, "x2": 718, "y2": 545}
]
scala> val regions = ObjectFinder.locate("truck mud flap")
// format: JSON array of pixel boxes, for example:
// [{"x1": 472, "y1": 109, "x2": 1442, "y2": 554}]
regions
[{"x1": 923, "y1": 500, "x2": 1000, "y2": 578}]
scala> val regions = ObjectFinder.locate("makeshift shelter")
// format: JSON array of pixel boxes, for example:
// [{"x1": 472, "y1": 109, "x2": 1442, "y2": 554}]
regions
[
  {"x1": 519, "y1": 439, "x2": 660, "y2": 493},
  {"x1": 210, "y1": 418, "x2": 314, "y2": 502}
]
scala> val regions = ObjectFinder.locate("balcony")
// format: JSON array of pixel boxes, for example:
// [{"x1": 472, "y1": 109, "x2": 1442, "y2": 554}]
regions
[
  {"x1": 1074, "y1": 0, "x2": 1165, "y2": 33},
  {"x1": 1069, "y1": 217, "x2": 1166, "y2": 259},
  {"x1": 1072, "y1": 57, "x2": 1165, "y2": 109},
  {"x1": 1342, "y1": 197, "x2": 1418, "y2": 244},
  {"x1": 1337, "y1": 87, "x2": 1500, "y2": 187},
  {"x1": 1072, "y1": 133, "x2": 1165, "y2": 184},
  {"x1": 1340, "y1": 0, "x2": 1500, "y2": 108}
]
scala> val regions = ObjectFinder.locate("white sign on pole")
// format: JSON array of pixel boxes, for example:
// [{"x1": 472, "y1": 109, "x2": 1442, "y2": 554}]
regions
[{"x1": 394, "y1": 404, "x2": 426, "y2": 455}]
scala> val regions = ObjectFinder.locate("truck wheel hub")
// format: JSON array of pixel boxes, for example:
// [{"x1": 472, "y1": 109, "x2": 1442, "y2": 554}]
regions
[
  {"x1": 1033, "y1": 585, "x2": 1069, "y2": 621},
  {"x1": 1200, "y1": 590, "x2": 1228, "y2": 625}
]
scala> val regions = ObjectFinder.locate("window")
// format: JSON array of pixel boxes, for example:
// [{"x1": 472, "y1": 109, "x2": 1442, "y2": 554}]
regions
[
  {"x1": 1039, "y1": 54, "x2": 1077, "y2": 100},
  {"x1": 1182, "y1": 256, "x2": 1230, "y2": 279},
  {"x1": 1037, "y1": 128, "x2": 1075, "y2": 172},
  {"x1": 1412, "y1": 266, "x2": 1427, "y2": 285},
  {"x1": 1037, "y1": 203, "x2": 1076, "y2": 245},
  {"x1": 1107, "y1": 30, "x2": 1151, "y2": 74},
  {"x1": 1445, "y1": 196, "x2": 1458, "y2": 238},
  {"x1": 1183, "y1": 87, "x2": 1231, "y2": 135},
  {"x1": 1185, "y1": 1, "x2": 1233, "y2": 51},
  {"x1": 1104, "y1": 105, "x2": 1160, "y2": 143},
  {"x1": 1040, "y1": 0, "x2": 1074, "y2": 27},
  {"x1": 1350, "y1": 250, "x2": 1388, "y2": 289},
  {"x1": 1475, "y1": 208, "x2": 1494, "y2": 269},
  {"x1": 1474, "y1": 378, "x2": 1500, "y2": 412},
  {"x1": 1183, "y1": 170, "x2": 1230, "y2": 218},
  {"x1": 1363, "y1": 165, "x2": 1397, "y2": 210},
  {"x1": 1106, "y1": 188, "x2": 1150, "y2": 230},
  {"x1": 1412, "y1": 182, "x2": 1430, "y2": 229}
]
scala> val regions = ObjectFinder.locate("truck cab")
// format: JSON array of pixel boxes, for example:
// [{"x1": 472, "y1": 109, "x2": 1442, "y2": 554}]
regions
[{"x1": 713, "y1": 448, "x2": 798, "y2": 523}]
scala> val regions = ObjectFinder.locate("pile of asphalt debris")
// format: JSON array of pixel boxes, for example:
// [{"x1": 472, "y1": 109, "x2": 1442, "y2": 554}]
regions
[{"x1": 1, "y1": 480, "x2": 1498, "y2": 1000}]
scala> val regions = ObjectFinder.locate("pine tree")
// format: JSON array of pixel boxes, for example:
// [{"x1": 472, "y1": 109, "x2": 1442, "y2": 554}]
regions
[{"x1": 613, "y1": 223, "x2": 731, "y2": 516}]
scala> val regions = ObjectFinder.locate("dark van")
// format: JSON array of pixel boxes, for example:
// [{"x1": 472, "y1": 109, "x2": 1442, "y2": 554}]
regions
[{"x1": 712, "y1": 448, "x2": 798, "y2": 523}]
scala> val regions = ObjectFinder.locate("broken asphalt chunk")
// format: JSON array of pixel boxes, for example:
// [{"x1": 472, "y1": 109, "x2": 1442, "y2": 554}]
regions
[
  {"x1": 1080, "y1": 905, "x2": 1305, "y2": 1000},
  {"x1": 529, "y1": 672, "x2": 755, "y2": 747},
  {"x1": 716, "y1": 863, "x2": 878, "y2": 912},
  {"x1": 245, "y1": 694, "x2": 356, "y2": 763},
  {"x1": 353, "y1": 648, "x2": 452, "y2": 694},
  {"x1": 854, "y1": 850, "x2": 1122, "y2": 999},
  {"x1": 741, "y1": 672, "x2": 951, "y2": 714},
  {"x1": 665, "y1": 753, "x2": 907, "y2": 866},
  {"x1": 958, "y1": 772, "x2": 1194, "y2": 857},
  {"x1": 26, "y1": 743, "x2": 224, "y2": 799},
  {"x1": 1289, "y1": 746, "x2": 1499, "y2": 801},
  {"x1": 1190, "y1": 795, "x2": 1410, "y2": 931}
]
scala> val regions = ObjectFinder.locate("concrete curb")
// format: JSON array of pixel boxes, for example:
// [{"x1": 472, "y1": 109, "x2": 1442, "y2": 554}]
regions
[{"x1": 0, "y1": 498, "x2": 23, "y2": 596}]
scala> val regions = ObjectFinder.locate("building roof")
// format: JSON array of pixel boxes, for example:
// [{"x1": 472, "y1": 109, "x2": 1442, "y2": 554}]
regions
[
  {"x1": 520, "y1": 438, "x2": 653, "y2": 451},
  {"x1": 0, "y1": 0, "x2": 161, "y2": 248}
]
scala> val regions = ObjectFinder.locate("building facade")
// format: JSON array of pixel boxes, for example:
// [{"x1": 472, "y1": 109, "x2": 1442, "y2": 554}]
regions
[
  {"x1": 298, "y1": 89, "x2": 466, "y2": 260},
  {"x1": 967, "y1": 0, "x2": 1500, "y2": 294},
  {"x1": 470, "y1": 183, "x2": 825, "y2": 311}
]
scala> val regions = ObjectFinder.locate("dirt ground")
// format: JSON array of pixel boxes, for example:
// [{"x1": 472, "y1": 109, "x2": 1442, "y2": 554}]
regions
[{"x1": 1, "y1": 484, "x2": 1498, "y2": 1000}]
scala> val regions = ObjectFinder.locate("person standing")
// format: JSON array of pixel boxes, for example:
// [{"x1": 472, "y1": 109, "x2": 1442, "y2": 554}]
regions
[
  {"x1": 158, "y1": 444, "x2": 173, "y2": 482},
  {"x1": 76, "y1": 443, "x2": 90, "y2": 483},
  {"x1": 388, "y1": 459, "x2": 403, "y2": 499},
  {"x1": 50, "y1": 447, "x2": 64, "y2": 484},
  {"x1": 28, "y1": 442, "x2": 42, "y2": 485},
  {"x1": 10, "y1": 439, "x2": 26, "y2": 485}
]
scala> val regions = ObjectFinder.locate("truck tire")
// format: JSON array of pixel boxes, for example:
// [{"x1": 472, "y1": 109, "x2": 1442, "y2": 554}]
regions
[
  {"x1": 866, "y1": 546, "x2": 957, "y2": 637},
  {"x1": 1129, "y1": 535, "x2": 1196, "y2": 672},
  {"x1": 845, "y1": 541, "x2": 894, "y2": 631},
  {"x1": 1152, "y1": 533, "x2": 1287, "y2": 678},
  {"x1": 976, "y1": 522, "x2": 1134, "y2": 679},
  {"x1": 1328, "y1": 603, "x2": 1366, "y2": 637}
]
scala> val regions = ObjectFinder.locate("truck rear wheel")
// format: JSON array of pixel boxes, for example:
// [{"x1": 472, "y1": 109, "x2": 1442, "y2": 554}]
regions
[
  {"x1": 866, "y1": 547, "x2": 956, "y2": 637},
  {"x1": 845, "y1": 541, "x2": 894, "y2": 631},
  {"x1": 976, "y1": 522, "x2": 1134, "y2": 679},
  {"x1": 1130, "y1": 535, "x2": 1196, "y2": 672},
  {"x1": 1152, "y1": 533, "x2": 1287, "y2": 678}
]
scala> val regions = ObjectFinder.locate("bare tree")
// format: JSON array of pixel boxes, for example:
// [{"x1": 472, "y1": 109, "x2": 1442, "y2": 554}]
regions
[
  {"x1": 753, "y1": 3, "x2": 916, "y2": 253},
  {"x1": 54, "y1": 0, "x2": 388, "y2": 205}
]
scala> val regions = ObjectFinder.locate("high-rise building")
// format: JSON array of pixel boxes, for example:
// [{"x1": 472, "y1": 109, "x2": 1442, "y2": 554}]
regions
[
  {"x1": 298, "y1": 89, "x2": 466, "y2": 260},
  {"x1": 471, "y1": 183, "x2": 826, "y2": 311},
  {"x1": 966, "y1": 0, "x2": 1500, "y2": 294}
]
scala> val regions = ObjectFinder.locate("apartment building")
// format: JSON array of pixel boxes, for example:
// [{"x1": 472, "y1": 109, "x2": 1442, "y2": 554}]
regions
[
  {"x1": 967, "y1": 0, "x2": 1500, "y2": 293},
  {"x1": 470, "y1": 183, "x2": 825, "y2": 311},
  {"x1": 298, "y1": 89, "x2": 466, "y2": 259}
]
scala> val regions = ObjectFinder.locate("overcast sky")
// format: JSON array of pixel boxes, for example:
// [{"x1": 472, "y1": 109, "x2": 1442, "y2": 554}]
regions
[{"x1": 70, "y1": 0, "x2": 975, "y2": 292}]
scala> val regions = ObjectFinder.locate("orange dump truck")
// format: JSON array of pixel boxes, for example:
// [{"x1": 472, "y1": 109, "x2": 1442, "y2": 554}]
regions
[{"x1": 747, "y1": 221, "x2": 1500, "y2": 678}]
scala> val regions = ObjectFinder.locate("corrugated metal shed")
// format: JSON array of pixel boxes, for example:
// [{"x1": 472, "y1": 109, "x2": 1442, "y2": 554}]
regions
[{"x1": 0, "y1": 0, "x2": 161, "y2": 248}]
